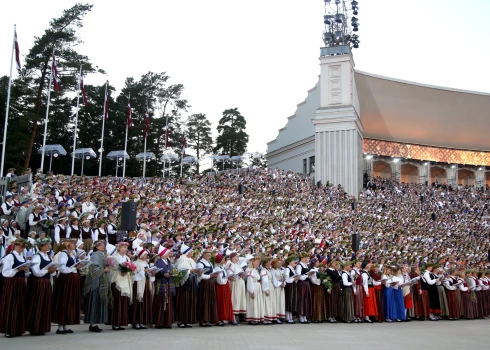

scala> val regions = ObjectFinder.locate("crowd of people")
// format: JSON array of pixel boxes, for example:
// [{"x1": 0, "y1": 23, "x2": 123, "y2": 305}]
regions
[{"x1": 0, "y1": 167, "x2": 489, "y2": 338}]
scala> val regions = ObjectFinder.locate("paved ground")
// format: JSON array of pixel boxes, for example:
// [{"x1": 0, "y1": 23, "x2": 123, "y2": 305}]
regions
[{"x1": 1, "y1": 320, "x2": 489, "y2": 350}]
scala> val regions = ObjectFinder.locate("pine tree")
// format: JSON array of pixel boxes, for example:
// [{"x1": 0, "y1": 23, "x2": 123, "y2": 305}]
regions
[
  {"x1": 187, "y1": 113, "x2": 213, "y2": 173},
  {"x1": 214, "y1": 108, "x2": 249, "y2": 170}
]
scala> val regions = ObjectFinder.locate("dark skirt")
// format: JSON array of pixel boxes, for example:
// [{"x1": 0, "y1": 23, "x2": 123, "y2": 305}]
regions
[
  {"x1": 418, "y1": 290, "x2": 430, "y2": 317},
  {"x1": 52, "y1": 273, "x2": 81, "y2": 325},
  {"x1": 374, "y1": 286, "x2": 384, "y2": 321},
  {"x1": 428, "y1": 285, "x2": 441, "y2": 314},
  {"x1": 153, "y1": 283, "x2": 174, "y2": 327},
  {"x1": 175, "y1": 276, "x2": 198, "y2": 324},
  {"x1": 342, "y1": 287, "x2": 355, "y2": 322},
  {"x1": 296, "y1": 280, "x2": 312, "y2": 317},
  {"x1": 130, "y1": 280, "x2": 152, "y2": 325},
  {"x1": 311, "y1": 283, "x2": 327, "y2": 321},
  {"x1": 285, "y1": 282, "x2": 298, "y2": 313},
  {"x1": 216, "y1": 282, "x2": 234, "y2": 322},
  {"x1": 196, "y1": 279, "x2": 218, "y2": 323},
  {"x1": 0, "y1": 277, "x2": 27, "y2": 336},
  {"x1": 354, "y1": 285, "x2": 364, "y2": 318},
  {"x1": 84, "y1": 287, "x2": 110, "y2": 325},
  {"x1": 330, "y1": 282, "x2": 342, "y2": 318},
  {"x1": 111, "y1": 283, "x2": 129, "y2": 327},
  {"x1": 460, "y1": 292, "x2": 474, "y2": 319},
  {"x1": 27, "y1": 277, "x2": 52, "y2": 334},
  {"x1": 445, "y1": 290, "x2": 460, "y2": 319},
  {"x1": 108, "y1": 234, "x2": 117, "y2": 245},
  {"x1": 475, "y1": 291, "x2": 484, "y2": 319},
  {"x1": 323, "y1": 286, "x2": 332, "y2": 319}
]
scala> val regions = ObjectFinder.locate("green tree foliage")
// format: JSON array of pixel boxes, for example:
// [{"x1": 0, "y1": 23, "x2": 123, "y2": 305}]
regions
[
  {"x1": 214, "y1": 108, "x2": 249, "y2": 170},
  {"x1": 187, "y1": 113, "x2": 213, "y2": 173}
]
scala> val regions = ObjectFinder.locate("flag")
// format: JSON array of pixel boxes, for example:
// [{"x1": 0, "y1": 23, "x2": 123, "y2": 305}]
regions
[
  {"x1": 127, "y1": 98, "x2": 132, "y2": 128},
  {"x1": 52, "y1": 55, "x2": 60, "y2": 92},
  {"x1": 80, "y1": 76, "x2": 88, "y2": 107},
  {"x1": 103, "y1": 84, "x2": 109, "y2": 120},
  {"x1": 181, "y1": 134, "x2": 187, "y2": 157},
  {"x1": 145, "y1": 112, "x2": 150, "y2": 138},
  {"x1": 14, "y1": 28, "x2": 21, "y2": 71}
]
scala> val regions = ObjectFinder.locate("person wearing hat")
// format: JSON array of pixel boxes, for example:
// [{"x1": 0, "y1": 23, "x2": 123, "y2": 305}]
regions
[
  {"x1": 0, "y1": 238, "x2": 30, "y2": 337},
  {"x1": 66, "y1": 217, "x2": 80, "y2": 242},
  {"x1": 196, "y1": 250, "x2": 220, "y2": 327},
  {"x1": 341, "y1": 261, "x2": 356, "y2": 323},
  {"x1": 214, "y1": 254, "x2": 237, "y2": 326},
  {"x1": 295, "y1": 252, "x2": 314, "y2": 324},
  {"x1": 41, "y1": 209, "x2": 56, "y2": 242},
  {"x1": 130, "y1": 247, "x2": 153, "y2": 330},
  {"x1": 284, "y1": 256, "x2": 300, "y2": 324},
  {"x1": 92, "y1": 220, "x2": 108, "y2": 244},
  {"x1": 53, "y1": 217, "x2": 68, "y2": 252},
  {"x1": 5, "y1": 168, "x2": 16, "y2": 179},
  {"x1": 83, "y1": 240, "x2": 111, "y2": 333},
  {"x1": 78, "y1": 218, "x2": 94, "y2": 253},
  {"x1": 110, "y1": 242, "x2": 132, "y2": 331},
  {"x1": 271, "y1": 258, "x2": 287, "y2": 322},
  {"x1": 0, "y1": 219, "x2": 14, "y2": 249},
  {"x1": 52, "y1": 238, "x2": 82, "y2": 334},
  {"x1": 15, "y1": 200, "x2": 30, "y2": 237},
  {"x1": 27, "y1": 206, "x2": 43, "y2": 236},
  {"x1": 26, "y1": 237, "x2": 57, "y2": 336},
  {"x1": 107, "y1": 215, "x2": 118, "y2": 245},
  {"x1": 153, "y1": 246, "x2": 175, "y2": 329},
  {"x1": 245, "y1": 255, "x2": 264, "y2": 325},
  {"x1": 260, "y1": 257, "x2": 277, "y2": 325},
  {"x1": 225, "y1": 252, "x2": 247, "y2": 322},
  {"x1": 174, "y1": 243, "x2": 198, "y2": 328}
]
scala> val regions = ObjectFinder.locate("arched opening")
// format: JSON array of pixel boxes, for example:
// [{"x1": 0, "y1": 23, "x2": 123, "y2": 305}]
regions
[
  {"x1": 486, "y1": 171, "x2": 490, "y2": 188},
  {"x1": 401, "y1": 163, "x2": 418, "y2": 184},
  {"x1": 458, "y1": 168, "x2": 475, "y2": 186},
  {"x1": 430, "y1": 166, "x2": 447, "y2": 185},
  {"x1": 373, "y1": 160, "x2": 391, "y2": 179}
]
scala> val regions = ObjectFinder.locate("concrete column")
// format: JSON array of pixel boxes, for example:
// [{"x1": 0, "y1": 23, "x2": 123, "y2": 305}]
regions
[
  {"x1": 446, "y1": 166, "x2": 458, "y2": 187},
  {"x1": 418, "y1": 162, "x2": 430, "y2": 185},
  {"x1": 391, "y1": 160, "x2": 401, "y2": 183},
  {"x1": 475, "y1": 167, "x2": 486, "y2": 189},
  {"x1": 364, "y1": 156, "x2": 373, "y2": 181}
]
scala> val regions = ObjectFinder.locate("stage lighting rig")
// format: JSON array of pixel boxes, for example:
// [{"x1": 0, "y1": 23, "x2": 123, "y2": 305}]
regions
[{"x1": 322, "y1": 0, "x2": 361, "y2": 51}]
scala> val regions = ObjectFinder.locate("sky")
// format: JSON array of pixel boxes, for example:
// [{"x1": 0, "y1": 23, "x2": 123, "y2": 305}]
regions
[{"x1": 1, "y1": 0, "x2": 490, "y2": 156}]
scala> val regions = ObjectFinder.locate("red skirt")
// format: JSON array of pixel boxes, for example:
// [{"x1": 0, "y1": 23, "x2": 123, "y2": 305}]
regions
[
  {"x1": 404, "y1": 292, "x2": 414, "y2": 309},
  {"x1": 416, "y1": 290, "x2": 430, "y2": 317},
  {"x1": 111, "y1": 283, "x2": 130, "y2": 326},
  {"x1": 364, "y1": 287, "x2": 378, "y2": 317},
  {"x1": 52, "y1": 273, "x2": 81, "y2": 325},
  {"x1": 445, "y1": 290, "x2": 460, "y2": 319},
  {"x1": 0, "y1": 277, "x2": 27, "y2": 336},
  {"x1": 27, "y1": 277, "x2": 52, "y2": 334},
  {"x1": 460, "y1": 292, "x2": 474, "y2": 319},
  {"x1": 216, "y1": 282, "x2": 234, "y2": 322}
]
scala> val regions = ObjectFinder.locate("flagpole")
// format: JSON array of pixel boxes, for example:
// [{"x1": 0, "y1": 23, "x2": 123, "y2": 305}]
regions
[
  {"x1": 123, "y1": 93, "x2": 129, "y2": 178},
  {"x1": 142, "y1": 133, "x2": 147, "y2": 180},
  {"x1": 71, "y1": 65, "x2": 82, "y2": 176},
  {"x1": 40, "y1": 52, "x2": 54, "y2": 173},
  {"x1": 99, "y1": 81, "x2": 108, "y2": 177},
  {"x1": 1, "y1": 25, "x2": 16, "y2": 177},
  {"x1": 180, "y1": 152, "x2": 184, "y2": 178}
]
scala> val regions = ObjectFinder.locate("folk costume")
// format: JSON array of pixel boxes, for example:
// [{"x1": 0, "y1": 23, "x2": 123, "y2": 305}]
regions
[
  {"x1": 153, "y1": 248, "x2": 175, "y2": 328},
  {"x1": 225, "y1": 255, "x2": 247, "y2": 315},
  {"x1": 110, "y1": 247, "x2": 132, "y2": 329},
  {"x1": 196, "y1": 256, "x2": 219, "y2": 326},
  {"x1": 174, "y1": 247, "x2": 198, "y2": 326},
  {"x1": 214, "y1": 254, "x2": 235, "y2": 325},
  {"x1": 245, "y1": 262, "x2": 264, "y2": 324},
  {"x1": 130, "y1": 249, "x2": 152, "y2": 329}
]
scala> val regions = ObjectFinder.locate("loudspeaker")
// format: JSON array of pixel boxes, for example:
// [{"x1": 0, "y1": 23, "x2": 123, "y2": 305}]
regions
[
  {"x1": 120, "y1": 201, "x2": 137, "y2": 231},
  {"x1": 351, "y1": 200, "x2": 356, "y2": 211},
  {"x1": 431, "y1": 213, "x2": 436, "y2": 221},
  {"x1": 351, "y1": 234, "x2": 360, "y2": 252}
]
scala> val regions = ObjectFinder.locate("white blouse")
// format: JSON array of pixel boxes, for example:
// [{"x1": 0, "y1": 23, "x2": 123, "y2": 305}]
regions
[{"x1": 1, "y1": 251, "x2": 29, "y2": 278}]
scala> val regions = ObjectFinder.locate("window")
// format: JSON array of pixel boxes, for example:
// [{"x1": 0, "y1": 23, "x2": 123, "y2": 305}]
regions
[
  {"x1": 303, "y1": 159, "x2": 307, "y2": 174},
  {"x1": 309, "y1": 156, "x2": 315, "y2": 174}
]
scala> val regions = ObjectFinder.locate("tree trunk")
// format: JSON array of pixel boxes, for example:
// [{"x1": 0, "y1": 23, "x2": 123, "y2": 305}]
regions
[{"x1": 24, "y1": 60, "x2": 49, "y2": 168}]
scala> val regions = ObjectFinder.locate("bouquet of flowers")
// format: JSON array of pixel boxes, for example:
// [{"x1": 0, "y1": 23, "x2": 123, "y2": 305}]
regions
[
  {"x1": 171, "y1": 268, "x2": 187, "y2": 286},
  {"x1": 45, "y1": 220, "x2": 54, "y2": 227},
  {"x1": 318, "y1": 272, "x2": 332, "y2": 290},
  {"x1": 104, "y1": 257, "x2": 116, "y2": 268},
  {"x1": 119, "y1": 261, "x2": 137, "y2": 274}
]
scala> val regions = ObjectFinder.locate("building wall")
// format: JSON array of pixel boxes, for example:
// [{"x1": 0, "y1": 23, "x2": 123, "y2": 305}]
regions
[{"x1": 267, "y1": 137, "x2": 315, "y2": 175}]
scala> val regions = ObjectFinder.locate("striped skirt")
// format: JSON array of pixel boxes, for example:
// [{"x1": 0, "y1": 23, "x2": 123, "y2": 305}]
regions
[
  {"x1": 460, "y1": 292, "x2": 474, "y2": 319},
  {"x1": 245, "y1": 282, "x2": 264, "y2": 322},
  {"x1": 27, "y1": 277, "x2": 52, "y2": 334},
  {"x1": 0, "y1": 277, "x2": 27, "y2": 336},
  {"x1": 52, "y1": 273, "x2": 81, "y2": 325},
  {"x1": 296, "y1": 280, "x2": 312, "y2": 317},
  {"x1": 175, "y1": 276, "x2": 198, "y2": 324},
  {"x1": 374, "y1": 286, "x2": 384, "y2": 321},
  {"x1": 437, "y1": 285, "x2": 449, "y2": 317},
  {"x1": 354, "y1": 286, "x2": 364, "y2": 318},
  {"x1": 196, "y1": 279, "x2": 218, "y2": 323},
  {"x1": 229, "y1": 279, "x2": 247, "y2": 314},
  {"x1": 153, "y1": 283, "x2": 174, "y2": 327},
  {"x1": 311, "y1": 283, "x2": 327, "y2": 321},
  {"x1": 130, "y1": 281, "x2": 152, "y2": 325},
  {"x1": 445, "y1": 290, "x2": 460, "y2": 319},
  {"x1": 284, "y1": 282, "x2": 298, "y2": 313},
  {"x1": 342, "y1": 287, "x2": 355, "y2": 322},
  {"x1": 111, "y1": 283, "x2": 129, "y2": 327},
  {"x1": 330, "y1": 282, "x2": 342, "y2": 318},
  {"x1": 275, "y1": 285, "x2": 286, "y2": 318}
]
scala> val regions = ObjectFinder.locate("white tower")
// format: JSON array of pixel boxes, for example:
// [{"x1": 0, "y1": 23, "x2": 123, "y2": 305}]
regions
[{"x1": 313, "y1": 47, "x2": 363, "y2": 196}]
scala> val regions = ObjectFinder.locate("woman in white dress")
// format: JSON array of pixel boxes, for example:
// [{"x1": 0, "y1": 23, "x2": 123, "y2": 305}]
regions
[
  {"x1": 260, "y1": 257, "x2": 276, "y2": 324},
  {"x1": 245, "y1": 256, "x2": 264, "y2": 325},
  {"x1": 271, "y1": 258, "x2": 286, "y2": 322},
  {"x1": 175, "y1": 244, "x2": 199, "y2": 328},
  {"x1": 225, "y1": 252, "x2": 246, "y2": 320}
]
